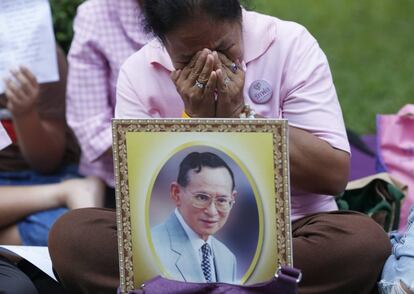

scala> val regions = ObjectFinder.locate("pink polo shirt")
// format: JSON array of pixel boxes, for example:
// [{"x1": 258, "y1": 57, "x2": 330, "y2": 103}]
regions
[{"x1": 115, "y1": 10, "x2": 350, "y2": 221}]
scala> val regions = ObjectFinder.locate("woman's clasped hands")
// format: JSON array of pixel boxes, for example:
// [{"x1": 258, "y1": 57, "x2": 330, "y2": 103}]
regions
[{"x1": 171, "y1": 48, "x2": 245, "y2": 118}]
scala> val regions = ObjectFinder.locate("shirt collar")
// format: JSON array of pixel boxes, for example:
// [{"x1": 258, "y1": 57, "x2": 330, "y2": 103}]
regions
[
  {"x1": 241, "y1": 9, "x2": 277, "y2": 64},
  {"x1": 148, "y1": 9, "x2": 276, "y2": 71},
  {"x1": 116, "y1": 0, "x2": 151, "y2": 46},
  {"x1": 175, "y1": 209, "x2": 212, "y2": 252}
]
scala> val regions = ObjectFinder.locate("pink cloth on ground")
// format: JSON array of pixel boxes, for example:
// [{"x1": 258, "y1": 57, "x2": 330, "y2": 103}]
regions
[
  {"x1": 377, "y1": 104, "x2": 414, "y2": 230},
  {"x1": 115, "y1": 10, "x2": 350, "y2": 221}
]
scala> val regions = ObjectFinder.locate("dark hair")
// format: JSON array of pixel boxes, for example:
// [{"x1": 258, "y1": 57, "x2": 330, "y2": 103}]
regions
[
  {"x1": 177, "y1": 152, "x2": 235, "y2": 190},
  {"x1": 142, "y1": 0, "x2": 242, "y2": 41}
]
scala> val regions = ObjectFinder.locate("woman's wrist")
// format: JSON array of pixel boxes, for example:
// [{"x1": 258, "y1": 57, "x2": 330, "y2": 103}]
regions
[
  {"x1": 181, "y1": 111, "x2": 192, "y2": 118},
  {"x1": 228, "y1": 103, "x2": 244, "y2": 118},
  {"x1": 182, "y1": 103, "x2": 256, "y2": 119}
]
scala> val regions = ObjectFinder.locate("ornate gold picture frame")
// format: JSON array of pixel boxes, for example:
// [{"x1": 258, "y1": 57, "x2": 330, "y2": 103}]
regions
[{"x1": 112, "y1": 119, "x2": 292, "y2": 293}]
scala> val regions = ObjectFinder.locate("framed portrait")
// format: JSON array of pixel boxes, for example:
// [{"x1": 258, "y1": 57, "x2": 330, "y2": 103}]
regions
[{"x1": 112, "y1": 119, "x2": 292, "y2": 293}]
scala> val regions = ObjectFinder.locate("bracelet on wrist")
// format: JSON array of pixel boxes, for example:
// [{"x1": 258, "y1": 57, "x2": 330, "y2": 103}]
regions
[{"x1": 181, "y1": 111, "x2": 191, "y2": 118}]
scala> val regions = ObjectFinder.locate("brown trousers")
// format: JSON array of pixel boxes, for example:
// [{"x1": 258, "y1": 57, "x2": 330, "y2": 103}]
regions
[{"x1": 48, "y1": 209, "x2": 391, "y2": 294}]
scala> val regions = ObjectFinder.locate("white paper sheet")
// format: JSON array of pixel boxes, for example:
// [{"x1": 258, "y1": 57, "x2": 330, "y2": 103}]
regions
[
  {"x1": 0, "y1": 245, "x2": 57, "y2": 281},
  {"x1": 0, "y1": 0, "x2": 58, "y2": 94},
  {"x1": 0, "y1": 123, "x2": 12, "y2": 150}
]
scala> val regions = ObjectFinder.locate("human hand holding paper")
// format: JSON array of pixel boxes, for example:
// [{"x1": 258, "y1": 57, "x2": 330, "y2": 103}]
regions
[{"x1": 3, "y1": 67, "x2": 40, "y2": 118}]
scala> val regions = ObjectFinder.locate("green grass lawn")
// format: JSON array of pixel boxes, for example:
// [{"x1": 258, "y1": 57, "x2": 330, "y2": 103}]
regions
[{"x1": 251, "y1": 0, "x2": 414, "y2": 134}]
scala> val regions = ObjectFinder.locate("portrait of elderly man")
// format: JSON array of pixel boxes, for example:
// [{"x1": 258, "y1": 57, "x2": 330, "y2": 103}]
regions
[{"x1": 151, "y1": 151, "x2": 238, "y2": 284}]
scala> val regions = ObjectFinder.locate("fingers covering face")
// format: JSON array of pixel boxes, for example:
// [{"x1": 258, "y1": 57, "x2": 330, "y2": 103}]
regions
[
  {"x1": 204, "y1": 70, "x2": 217, "y2": 95},
  {"x1": 186, "y1": 50, "x2": 208, "y2": 83},
  {"x1": 196, "y1": 54, "x2": 215, "y2": 85},
  {"x1": 171, "y1": 49, "x2": 243, "y2": 95},
  {"x1": 217, "y1": 52, "x2": 242, "y2": 79}
]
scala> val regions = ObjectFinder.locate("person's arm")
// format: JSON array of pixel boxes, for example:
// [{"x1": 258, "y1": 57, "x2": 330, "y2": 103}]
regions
[
  {"x1": 289, "y1": 126, "x2": 349, "y2": 196},
  {"x1": 11, "y1": 112, "x2": 65, "y2": 173},
  {"x1": 4, "y1": 67, "x2": 65, "y2": 173},
  {"x1": 66, "y1": 4, "x2": 113, "y2": 164},
  {"x1": 0, "y1": 177, "x2": 104, "y2": 228},
  {"x1": 255, "y1": 110, "x2": 349, "y2": 195}
]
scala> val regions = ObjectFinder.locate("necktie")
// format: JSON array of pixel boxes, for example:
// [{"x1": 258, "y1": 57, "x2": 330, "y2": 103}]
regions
[{"x1": 201, "y1": 243, "x2": 212, "y2": 282}]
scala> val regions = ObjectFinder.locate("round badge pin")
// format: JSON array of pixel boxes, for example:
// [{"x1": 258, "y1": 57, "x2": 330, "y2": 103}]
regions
[{"x1": 248, "y1": 80, "x2": 273, "y2": 104}]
